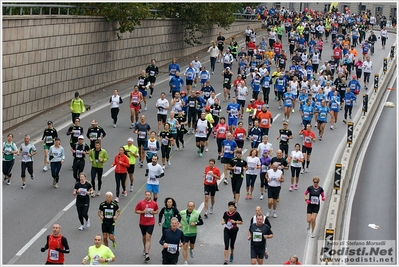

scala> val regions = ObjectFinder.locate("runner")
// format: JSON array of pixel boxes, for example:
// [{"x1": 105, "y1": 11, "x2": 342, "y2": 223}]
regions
[
  {"x1": 304, "y1": 176, "x2": 325, "y2": 238},
  {"x1": 143, "y1": 131, "x2": 160, "y2": 177},
  {"x1": 134, "y1": 115, "x2": 151, "y2": 168},
  {"x1": 71, "y1": 135, "x2": 90, "y2": 182},
  {"x1": 184, "y1": 62, "x2": 196, "y2": 95},
  {"x1": 362, "y1": 56, "x2": 373, "y2": 90},
  {"x1": 248, "y1": 214, "x2": 273, "y2": 265},
  {"x1": 109, "y1": 89, "x2": 123, "y2": 128},
  {"x1": 166, "y1": 111, "x2": 179, "y2": 151},
  {"x1": 135, "y1": 191, "x2": 159, "y2": 262},
  {"x1": 227, "y1": 150, "x2": 248, "y2": 208},
  {"x1": 203, "y1": 158, "x2": 221, "y2": 218},
  {"x1": 40, "y1": 223, "x2": 70, "y2": 264},
  {"x1": 342, "y1": 87, "x2": 357, "y2": 123},
  {"x1": 170, "y1": 71, "x2": 184, "y2": 98},
  {"x1": 41, "y1": 121, "x2": 58, "y2": 172},
  {"x1": 215, "y1": 117, "x2": 228, "y2": 160},
  {"x1": 221, "y1": 133, "x2": 238, "y2": 185},
  {"x1": 89, "y1": 141, "x2": 108, "y2": 194},
  {"x1": 249, "y1": 206, "x2": 272, "y2": 259},
  {"x1": 73, "y1": 172, "x2": 93, "y2": 230},
  {"x1": 145, "y1": 155, "x2": 164, "y2": 202},
  {"x1": 259, "y1": 150, "x2": 272, "y2": 200},
  {"x1": 111, "y1": 147, "x2": 130, "y2": 203},
  {"x1": 81, "y1": 235, "x2": 115, "y2": 265},
  {"x1": 208, "y1": 41, "x2": 219, "y2": 74},
  {"x1": 175, "y1": 109, "x2": 188, "y2": 149},
  {"x1": 287, "y1": 143, "x2": 304, "y2": 192},
  {"x1": 315, "y1": 100, "x2": 329, "y2": 140},
  {"x1": 137, "y1": 70, "x2": 150, "y2": 111},
  {"x1": 129, "y1": 85, "x2": 143, "y2": 129},
  {"x1": 222, "y1": 67, "x2": 234, "y2": 102},
  {"x1": 195, "y1": 112, "x2": 211, "y2": 158},
  {"x1": 256, "y1": 104, "x2": 273, "y2": 136},
  {"x1": 19, "y1": 134, "x2": 37, "y2": 189},
  {"x1": 146, "y1": 59, "x2": 159, "y2": 98},
  {"x1": 204, "y1": 106, "x2": 214, "y2": 152},
  {"x1": 70, "y1": 91, "x2": 85, "y2": 124},
  {"x1": 159, "y1": 123, "x2": 172, "y2": 169},
  {"x1": 233, "y1": 121, "x2": 247, "y2": 149},
  {"x1": 299, "y1": 124, "x2": 317, "y2": 174},
  {"x1": 248, "y1": 120, "x2": 262, "y2": 149},
  {"x1": 186, "y1": 90, "x2": 199, "y2": 134},
  {"x1": 158, "y1": 197, "x2": 181, "y2": 234},
  {"x1": 156, "y1": 92, "x2": 170, "y2": 134},
  {"x1": 168, "y1": 57, "x2": 181, "y2": 92},
  {"x1": 47, "y1": 137, "x2": 65, "y2": 189},
  {"x1": 123, "y1": 137, "x2": 139, "y2": 193},
  {"x1": 245, "y1": 148, "x2": 261, "y2": 200},
  {"x1": 276, "y1": 121, "x2": 293, "y2": 159},
  {"x1": 66, "y1": 117, "x2": 84, "y2": 151},
  {"x1": 217, "y1": 32, "x2": 226, "y2": 62},
  {"x1": 180, "y1": 201, "x2": 204, "y2": 265},
  {"x1": 86, "y1": 119, "x2": 106, "y2": 149},
  {"x1": 192, "y1": 56, "x2": 202, "y2": 88},
  {"x1": 266, "y1": 162, "x2": 284, "y2": 218},
  {"x1": 328, "y1": 89, "x2": 340, "y2": 130},
  {"x1": 283, "y1": 255, "x2": 302, "y2": 265},
  {"x1": 222, "y1": 201, "x2": 243, "y2": 265},
  {"x1": 159, "y1": 217, "x2": 184, "y2": 264},
  {"x1": 226, "y1": 97, "x2": 240, "y2": 133},
  {"x1": 98, "y1": 192, "x2": 120, "y2": 248}
]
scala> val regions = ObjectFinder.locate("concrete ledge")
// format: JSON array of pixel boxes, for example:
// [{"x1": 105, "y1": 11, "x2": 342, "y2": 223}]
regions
[{"x1": 319, "y1": 41, "x2": 397, "y2": 264}]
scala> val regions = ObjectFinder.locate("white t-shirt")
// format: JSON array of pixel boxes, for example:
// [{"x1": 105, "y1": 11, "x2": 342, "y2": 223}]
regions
[
  {"x1": 195, "y1": 119, "x2": 208, "y2": 138},
  {"x1": 362, "y1": 61, "x2": 372, "y2": 73},
  {"x1": 237, "y1": 86, "x2": 248, "y2": 101},
  {"x1": 246, "y1": 156, "x2": 261, "y2": 175},
  {"x1": 267, "y1": 169, "x2": 283, "y2": 187},
  {"x1": 257, "y1": 142, "x2": 273, "y2": 156},
  {"x1": 289, "y1": 150, "x2": 304, "y2": 168},
  {"x1": 147, "y1": 163, "x2": 164, "y2": 185},
  {"x1": 156, "y1": 99, "x2": 169, "y2": 115}
]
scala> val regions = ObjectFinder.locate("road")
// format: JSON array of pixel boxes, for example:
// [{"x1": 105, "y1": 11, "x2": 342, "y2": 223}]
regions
[
  {"x1": 347, "y1": 80, "x2": 397, "y2": 265},
  {"x1": 2, "y1": 30, "x2": 396, "y2": 265}
]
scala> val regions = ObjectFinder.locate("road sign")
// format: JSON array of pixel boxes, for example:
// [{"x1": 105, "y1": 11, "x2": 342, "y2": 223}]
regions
[
  {"x1": 391, "y1": 46, "x2": 395, "y2": 59},
  {"x1": 383, "y1": 58, "x2": 387, "y2": 73},
  {"x1": 374, "y1": 74, "x2": 379, "y2": 91},
  {"x1": 362, "y1": 94, "x2": 368, "y2": 115},
  {"x1": 347, "y1": 122, "x2": 353, "y2": 146},
  {"x1": 334, "y1": 164, "x2": 342, "y2": 192},
  {"x1": 322, "y1": 229, "x2": 335, "y2": 262}
]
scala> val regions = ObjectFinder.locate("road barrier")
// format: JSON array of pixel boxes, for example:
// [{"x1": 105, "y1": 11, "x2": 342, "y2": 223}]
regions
[{"x1": 318, "y1": 40, "x2": 397, "y2": 264}]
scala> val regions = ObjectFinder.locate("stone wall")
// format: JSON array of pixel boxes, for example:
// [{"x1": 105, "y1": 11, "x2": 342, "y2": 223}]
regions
[{"x1": 2, "y1": 16, "x2": 261, "y2": 130}]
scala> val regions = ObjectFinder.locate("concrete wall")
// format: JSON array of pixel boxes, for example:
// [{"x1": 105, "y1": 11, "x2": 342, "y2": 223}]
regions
[{"x1": 2, "y1": 16, "x2": 261, "y2": 130}]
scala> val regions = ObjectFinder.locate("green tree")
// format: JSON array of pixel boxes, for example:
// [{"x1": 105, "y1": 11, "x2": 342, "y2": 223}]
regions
[{"x1": 156, "y1": 3, "x2": 240, "y2": 46}]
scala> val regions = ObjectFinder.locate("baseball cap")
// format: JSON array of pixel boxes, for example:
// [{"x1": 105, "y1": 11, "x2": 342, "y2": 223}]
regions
[
  {"x1": 47, "y1": 120, "x2": 53, "y2": 125},
  {"x1": 196, "y1": 91, "x2": 200, "y2": 94},
  {"x1": 263, "y1": 149, "x2": 269, "y2": 154},
  {"x1": 78, "y1": 135, "x2": 84, "y2": 139},
  {"x1": 180, "y1": 91, "x2": 186, "y2": 95},
  {"x1": 254, "y1": 68, "x2": 258, "y2": 71},
  {"x1": 226, "y1": 67, "x2": 230, "y2": 70},
  {"x1": 55, "y1": 137, "x2": 61, "y2": 141},
  {"x1": 127, "y1": 137, "x2": 134, "y2": 142},
  {"x1": 262, "y1": 104, "x2": 268, "y2": 108},
  {"x1": 352, "y1": 75, "x2": 357, "y2": 79}
]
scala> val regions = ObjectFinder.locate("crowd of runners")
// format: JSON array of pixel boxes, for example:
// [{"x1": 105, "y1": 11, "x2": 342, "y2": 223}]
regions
[{"x1": 3, "y1": 5, "x2": 391, "y2": 265}]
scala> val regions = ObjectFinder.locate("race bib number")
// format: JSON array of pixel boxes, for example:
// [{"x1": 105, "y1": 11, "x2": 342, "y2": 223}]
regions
[
  {"x1": 225, "y1": 220, "x2": 233, "y2": 230},
  {"x1": 305, "y1": 136, "x2": 312, "y2": 143},
  {"x1": 167, "y1": 244, "x2": 178, "y2": 254},
  {"x1": 104, "y1": 209, "x2": 114, "y2": 219},
  {"x1": 331, "y1": 103, "x2": 338, "y2": 109},
  {"x1": 49, "y1": 249, "x2": 59, "y2": 261},
  {"x1": 89, "y1": 132, "x2": 98, "y2": 140},
  {"x1": 252, "y1": 134, "x2": 258, "y2": 141},
  {"x1": 73, "y1": 130, "x2": 80, "y2": 137},
  {"x1": 345, "y1": 100, "x2": 351, "y2": 105},
  {"x1": 310, "y1": 196, "x2": 319, "y2": 205},
  {"x1": 261, "y1": 165, "x2": 268, "y2": 173},
  {"x1": 224, "y1": 145, "x2": 231, "y2": 153},
  {"x1": 261, "y1": 119, "x2": 268, "y2": 125},
  {"x1": 281, "y1": 134, "x2": 287, "y2": 141},
  {"x1": 205, "y1": 172, "x2": 213, "y2": 183},
  {"x1": 46, "y1": 136, "x2": 53, "y2": 142},
  {"x1": 248, "y1": 162, "x2": 256, "y2": 171},
  {"x1": 139, "y1": 131, "x2": 146, "y2": 139},
  {"x1": 162, "y1": 138, "x2": 169, "y2": 146},
  {"x1": 79, "y1": 188, "x2": 87, "y2": 196},
  {"x1": 253, "y1": 232, "x2": 262, "y2": 242},
  {"x1": 76, "y1": 150, "x2": 83, "y2": 158},
  {"x1": 145, "y1": 208, "x2": 154, "y2": 217},
  {"x1": 234, "y1": 166, "x2": 242, "y2": 174}
]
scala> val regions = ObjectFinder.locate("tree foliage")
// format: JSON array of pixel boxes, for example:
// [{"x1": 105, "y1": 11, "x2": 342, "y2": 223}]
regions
[
  {"x1": 83, "y1": 3, "x2": 152, "y2": 39},
  {"x1": 155, "y1": 3, "x2": 240, "y2": 46}
]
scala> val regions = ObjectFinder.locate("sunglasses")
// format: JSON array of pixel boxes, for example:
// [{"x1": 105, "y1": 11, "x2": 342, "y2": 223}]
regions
[{"x1": 313, "y1": 181, "x2": 319, "y2": 183}]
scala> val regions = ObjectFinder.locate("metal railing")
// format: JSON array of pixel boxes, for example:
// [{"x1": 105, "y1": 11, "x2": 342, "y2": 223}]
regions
[{"x1": 2, "y1": 4, "x2": 259, "y2": 20}]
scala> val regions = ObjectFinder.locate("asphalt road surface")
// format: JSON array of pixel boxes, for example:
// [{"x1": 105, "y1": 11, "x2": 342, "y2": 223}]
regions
[{"x1": 3, "y1": 30, "x2": 396, "y2": 265}]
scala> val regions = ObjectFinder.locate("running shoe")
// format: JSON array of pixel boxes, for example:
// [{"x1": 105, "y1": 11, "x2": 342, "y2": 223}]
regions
[
  {"x1": 197, "y1": 148, "x2": 200, "y2": 154},
  {"x1": 294, "y1": 184, "x2": 298, "y2": 190},
  {"x1": 224, "y1": 261, "x2": 228, "y2": 265},
  {"x1": 204, "y1": 212, "x2": 208, "y2": 219},
  {"x1": 190, "y1": 249, "x2": 194, "y2": 258},
  {"x1": 86, "y1": 218, "x2": 90, "y2": 228},
  {"x1": 289, "y1": 185, "x2": 293, "y2": 191},
  {"x1": 217, "y1": 155, "x2": 221, "y2": 160},
  {"x1": 168, "y1": 160, "x2": 171, "y2": 166},
  {"x1": 21, "y1": 183, "x2": 26, "y2": 189},
  {"x1": 260, "y1": 194, "x2": 264, "y2": 200},
  {"x1": 292, "y1": 109, "x2": 295, "y2": 113},
  {"x1": 149, "y1": 94, "x2": 152, "y2": 98},
  {"x1": 311, "y1": 232, "x2": 315, "y2": 238},
  {"x1": 230, "y1": 253, "x2": 234, "y2": 262},
  {"x1": 319, "y1": 136, "x2": 322, "y2": 141},
  {"x1": 224, "y1": 178, "x2": 228, "y2": 185},
  {"x1": 266, "y1": 209, "x2": 271, "y2": 217},
  {"x1": 113, "y1": 124, "x2": 116, "y2": 128},
  {"x1": 305, "y1": 168, "x2": 309, "y2": 173},
  {"x1": 343, "y1": 119, "x2": 347, "y2": 124},
  {"x1": 91, "y1": 191, "x2": 96, "y2": 198},
  {"x1": 79, "y1": 225, "x2": 84, "y2": 231},
  {"x1": 43, "y1": 165, "x2": 48, "y2": 172},
  {"x1": 273, "y1": 211, "x2": 277, "y2": 218},
  {"x1": 97, "y1": 191, "x2": 101, "y2": 196},
  {"x1": 144, "y1": 105, "x2": 147, "y2": 111},
  {"x1": 249, "y1": 194, "x2": 252, "y2": 199},
  {"x1": 130, "y1": 123, "x2": 135, "y2": 129},
  {"x1": 184, "y1": 261, "x2": 188, "y2": 265},
  {"x1": 209, "y1": 206, "x2": 213, "y2": 214},
  {"x1": 112, "y1": 241, "x2": 117, "y2": 248},
  {"x1": 139, "y1": 161, "x2": 144, "y2": 168},
  {"x1": 115, "y1": 197, "x2": 119, "y2": 203},
  {"x1": 31, "y1": 175, "x2": 34, "y2": 180},
  {"x1": 314, "y1": 123, "x2": 317, "y2": 127},
  {"x1": 130, "y1": 185, "x2": 134, "y2": 192},
  {"x1": 205, "y1": 148, "x2": 209, "y2": 152},
  {"x1": 53, "y1": 179, "x2": 56, "y2": 185},
  {"x1": 162, "y1": 165, "x2": 166, "y2": 170},
  {"x1": 199, "y1": 153, "x2": 203, "y2": 158},
  {"x1": 278, "y1": 105, "x2": 282, "y2": 109},
  {"x1": 300, "y1": 169, "x2": 305, "y2": 174},
  {"x1": 144, "y1": 254, "x2": 150, "y2": 261},
  {"x1": 286, "y1": 119, "x2": 289, "y2": 122},
  {"x1": 245, "y1": 192, "x2": 249, "y2": 199},
  {"x1": 123, "y1": 191, "x2": 127, "y2": 197},
  {"x1": 264, "y1": 251, "x2": 269, "y2": 259},
  {"x1": 54, "y1": 183, "x2": 58, "y2": 188},
  {"x1": 175, "y1": 147, "x2": 179, "y2": 151}
]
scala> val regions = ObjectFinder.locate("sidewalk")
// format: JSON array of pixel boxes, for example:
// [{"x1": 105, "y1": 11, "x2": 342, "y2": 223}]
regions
[{"x1": 5, "y1": 26, "x2": 268, "y2": 145}]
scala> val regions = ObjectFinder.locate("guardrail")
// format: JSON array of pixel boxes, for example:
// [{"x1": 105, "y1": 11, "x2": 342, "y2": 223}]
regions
[
  {"x1": 2, "y1": 4, "x2": 259, "y2": 20},
  {"x1": 319, "y1": 41, "x2": 397, "y2": 264}
]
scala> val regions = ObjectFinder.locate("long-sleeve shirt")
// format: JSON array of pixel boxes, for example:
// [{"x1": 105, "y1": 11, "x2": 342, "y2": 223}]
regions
[
  {"x1": 48, "y1": 145, "x2": 65, "y2": 162},
  {"x1": 112, "y1": 154, "x2": 130, "y2": 174}
]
